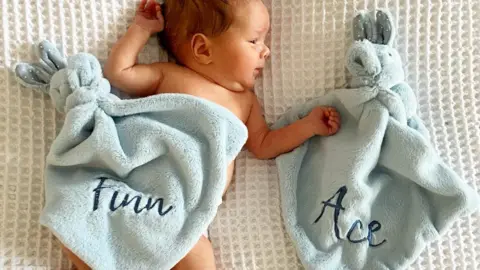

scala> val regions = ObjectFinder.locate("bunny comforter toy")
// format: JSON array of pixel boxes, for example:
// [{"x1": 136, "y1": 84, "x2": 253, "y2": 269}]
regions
[
  {"x1": 273, "y1": 10, "x2": 480, "y2": 270},
  {"x1": 14, "y1": 41, "x2": 247, "y2": 269}
]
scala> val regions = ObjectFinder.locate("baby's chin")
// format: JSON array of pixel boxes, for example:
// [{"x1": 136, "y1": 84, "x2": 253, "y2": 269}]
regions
[
  {"x1": 222, "y1": 79, "x2": 255, "y2": 92},
  {"x1": 242, "y1": 80, "x2": 256, "y2": 91},
  {"x1": 243, "y1": 72, "x2": 261, "y2": 90}
]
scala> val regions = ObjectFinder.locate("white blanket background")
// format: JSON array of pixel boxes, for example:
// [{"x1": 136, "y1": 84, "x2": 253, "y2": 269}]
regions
[{"x1": 0, "y1": 0, "x2": 478, "y2": 269}]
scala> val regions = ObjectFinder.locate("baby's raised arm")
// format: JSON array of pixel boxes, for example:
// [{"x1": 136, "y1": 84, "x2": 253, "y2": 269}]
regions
[{"x1": 104, "y1": 0, "x2": 167, "y2": 97}]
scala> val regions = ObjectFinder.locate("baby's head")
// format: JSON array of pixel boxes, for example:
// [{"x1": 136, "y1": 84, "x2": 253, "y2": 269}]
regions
[{"x1": 161, "y1": 0, "x2": 270, "y2": 91}]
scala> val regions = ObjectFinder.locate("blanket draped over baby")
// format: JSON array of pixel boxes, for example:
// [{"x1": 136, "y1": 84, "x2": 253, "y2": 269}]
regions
[
  {"x1": 273, "y1": 10, "x2": 480, "y2": 270},
  {"x1": 15, "y1": 41, "x2": 248, "y2": 269}
]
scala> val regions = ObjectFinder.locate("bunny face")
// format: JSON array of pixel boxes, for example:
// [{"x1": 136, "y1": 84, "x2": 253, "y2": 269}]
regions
[
  {"x1": 346, "y1": 10, "x2": 405, "y2": 89},
  {"x1": 374, "y1": 43, "x2": 404, "y2": 88}
]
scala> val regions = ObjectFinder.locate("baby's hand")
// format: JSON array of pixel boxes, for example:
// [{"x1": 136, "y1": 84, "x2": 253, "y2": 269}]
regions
[
  {"x1": 306, "y1": 107, "x2": 341, "y2": 136},
  {"x1": 135, "y1": 0, "x2": 164, "y2": 34}
]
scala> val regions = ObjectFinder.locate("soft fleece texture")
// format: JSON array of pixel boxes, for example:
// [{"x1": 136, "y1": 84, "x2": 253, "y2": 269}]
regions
[
  {"x1": 15, "y1": 40, "x2": 248, "y2": 270},
  {"x1": 273, "y1": 10, "x2": 480, "y2": 270}
]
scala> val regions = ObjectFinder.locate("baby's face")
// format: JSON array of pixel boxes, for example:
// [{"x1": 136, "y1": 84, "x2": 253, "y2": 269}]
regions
[{"x1": 210, "y1": 0, "x2": 270, "y2": 91}]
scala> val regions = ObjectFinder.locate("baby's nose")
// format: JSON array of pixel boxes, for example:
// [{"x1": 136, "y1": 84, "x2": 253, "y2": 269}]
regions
[{"x1": 261, "y1": 46, "x2": 270, "y2": 59}]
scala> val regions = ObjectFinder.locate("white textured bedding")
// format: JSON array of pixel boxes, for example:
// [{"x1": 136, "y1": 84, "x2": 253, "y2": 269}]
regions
[{"x1": 1, "y1": 0, "x2": 479, "y2": 269}]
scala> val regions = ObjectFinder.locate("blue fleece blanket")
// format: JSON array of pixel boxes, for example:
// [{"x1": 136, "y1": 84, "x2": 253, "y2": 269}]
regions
[
  {"x1": 15, "y1": 41, "x2": 247, "y2": 269},
  {"x1": 273, "y1": 10, "x2": 480, "y2": 270}
]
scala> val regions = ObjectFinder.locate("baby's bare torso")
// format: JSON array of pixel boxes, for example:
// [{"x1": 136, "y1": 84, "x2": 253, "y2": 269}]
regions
[{"x1": 156, "y1": 63, "x2": 253, "y2": 193}]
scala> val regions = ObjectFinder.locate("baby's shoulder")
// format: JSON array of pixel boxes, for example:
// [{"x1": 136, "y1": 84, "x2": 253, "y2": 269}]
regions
[
  {"x1": 156, "y1": 63, "x2": 253, "y2": 121},
  {"x1": 156, "y1": 63, "x2": 209, "y2": 93},
  {"x1": 220, "y1": 89, "x2": 255, "y2": 123}
]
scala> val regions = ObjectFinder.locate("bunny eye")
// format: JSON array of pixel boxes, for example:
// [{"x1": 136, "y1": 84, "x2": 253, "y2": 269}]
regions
[{"x1": 388, "y1": 52, "x2": 393, "y2": 57}]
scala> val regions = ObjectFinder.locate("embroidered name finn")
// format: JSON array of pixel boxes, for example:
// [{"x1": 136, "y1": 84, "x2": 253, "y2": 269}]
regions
[{"x1": 92, "y1": 177, "x2": 174, "y2": 216}]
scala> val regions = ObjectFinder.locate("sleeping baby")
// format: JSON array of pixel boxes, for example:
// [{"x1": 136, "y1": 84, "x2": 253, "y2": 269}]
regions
[{"x1": 63, "y1": 0, "x2": 341, "y2": 269}]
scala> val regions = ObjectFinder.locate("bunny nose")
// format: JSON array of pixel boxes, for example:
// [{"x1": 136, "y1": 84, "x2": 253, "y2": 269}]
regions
[{"x1": 346, "y1": 41, "x2": 382, "y2": 77}]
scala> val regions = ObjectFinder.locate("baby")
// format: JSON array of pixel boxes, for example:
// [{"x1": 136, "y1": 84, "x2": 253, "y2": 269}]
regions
[{"x1": 64, "y1": 0, "x2": 340, "y2": 269}]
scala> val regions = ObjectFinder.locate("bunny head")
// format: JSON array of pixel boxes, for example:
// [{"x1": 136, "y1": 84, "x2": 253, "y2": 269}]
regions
[
  {"x1": 346, "y1": 10, "x2": 405, "y2": 89},
  {"x1": 15, "y1": 40, "x2": 112, "y2": 113}
]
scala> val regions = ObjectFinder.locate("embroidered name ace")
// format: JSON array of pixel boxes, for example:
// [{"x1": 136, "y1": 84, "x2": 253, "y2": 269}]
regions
[
  {"x1": 92, "y1": 177, "x2": 174, "y2": 216},
  {"x1": 313, "y1": 186, "x2": 387, "y2": 247}
]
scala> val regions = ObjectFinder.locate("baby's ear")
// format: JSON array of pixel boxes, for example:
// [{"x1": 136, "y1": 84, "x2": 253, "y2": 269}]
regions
[{"x1": 191, "y1": 33, "x2": 213, "y2": 65}]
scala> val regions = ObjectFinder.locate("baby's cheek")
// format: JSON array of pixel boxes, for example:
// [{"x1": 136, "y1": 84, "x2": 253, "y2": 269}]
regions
[
  {"x1": 254, "y1": 44, "x2": 264, "y2": 53},
  {"x1": 230, "y1": 54, "x2": 249, "y2": 71}
]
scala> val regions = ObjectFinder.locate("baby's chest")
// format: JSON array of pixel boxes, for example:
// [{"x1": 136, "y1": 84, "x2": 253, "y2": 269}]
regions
[
  {"x1": 216, "y1": 94, "x2": 251, "y2": 123},
  {"x1": 198, "y1": 91, "x2": 251, "y2": 123},
  {"x1": 159, "y1": 78, "x2": 251, "y2": 123}
]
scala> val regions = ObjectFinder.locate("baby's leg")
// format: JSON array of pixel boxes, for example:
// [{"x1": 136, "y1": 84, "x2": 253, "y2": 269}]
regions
[
  {"x1": 61, "y1": 244, "x2": 91, "y2": 270},
  {"x1": 63, "y1": 237, "x2": 216, "y2": 270},
  {"x1": 173, "y1": 236, "x2": 216, "y2": 270},
  {"x1": 175, "y1": 165, "x2": 233, "y2": 270}
]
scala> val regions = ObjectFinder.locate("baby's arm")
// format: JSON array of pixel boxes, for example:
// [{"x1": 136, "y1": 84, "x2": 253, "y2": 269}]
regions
[
  {"x1": 246, "y1": 96, "x2": 340, "y2": 160},
  {"x1": 104, "y1": 0, "x2": 166, "y2": 97}
]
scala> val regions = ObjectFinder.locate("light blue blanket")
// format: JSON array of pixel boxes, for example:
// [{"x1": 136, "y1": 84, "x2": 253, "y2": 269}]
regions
[
  {"x1": 15, "y1": 41, "x2": 248, "y2": 269},
  {"x1": 273, "y1": 10, "x2": 480, "y2": 270}
]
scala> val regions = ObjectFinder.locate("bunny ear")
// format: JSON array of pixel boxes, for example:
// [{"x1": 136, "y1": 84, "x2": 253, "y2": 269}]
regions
[
  {"x1": 15, "y1": 40, "x2": 67, "y2": 93},
  {"x1": 15, "y1": 63, "x2": 52, "y2": 93},
  {"x1": 375, "y1": 9, "x2": 395, "y2": 46},
  {"x1": 353, "y1": 11, "x2": 376, "y2": 42},
  {"x1": 353, "y1": 9, "x2": 396, "y2": 46},
  {"x1": 36, "y1": 40, "x2": 67, "y2": 73}
]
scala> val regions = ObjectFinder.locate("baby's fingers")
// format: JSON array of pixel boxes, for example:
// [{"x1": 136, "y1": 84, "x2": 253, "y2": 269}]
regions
[
  {"x1": 156, "y1": 4, "x2": 162, "y2": 19},
  {"x1": 328, "y1": 107, "x2": 339, "y2": 115},
  {"x1": 322, "y1": 107, "x2": 336, "y2": 116},
  {"x1": 322, "y1": 108, "x2": 337, "y2": 122},
  {"x1": 329, "y1": 115, "x2": 341, "y2": 126},
  {"x1": 328, "y1": 121, "x2": 340, "y2": 135},
  {"x1": 138, "y1": 0, "x2": 147, "y2": 11},
  {"x1": 146, "y1": 0, "x2": 156, "y2": 12}
]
